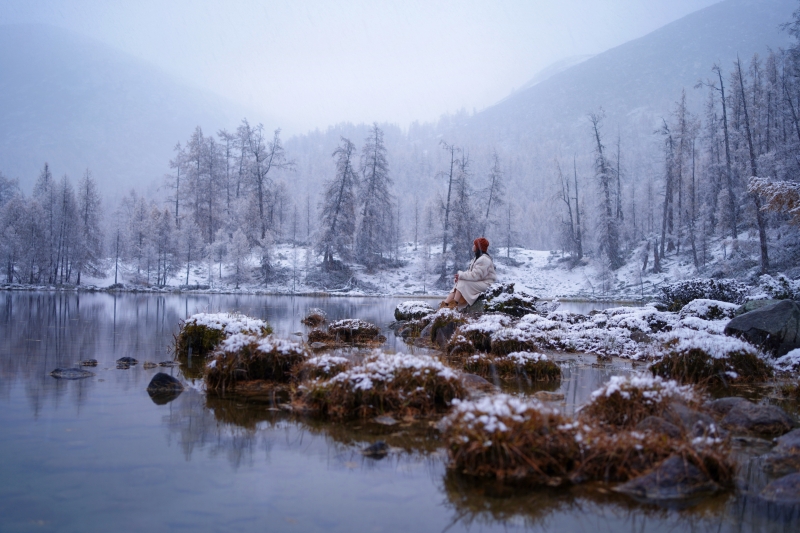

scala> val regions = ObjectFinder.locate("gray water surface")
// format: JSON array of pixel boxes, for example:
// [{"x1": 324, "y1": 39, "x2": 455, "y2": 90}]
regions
[{"x1": 0, "y1": 292, "x2": 794, "y2": 532}]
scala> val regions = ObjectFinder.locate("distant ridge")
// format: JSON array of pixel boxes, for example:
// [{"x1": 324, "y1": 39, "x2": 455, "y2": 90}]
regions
[
  {"x1": 467, "y1": 0, "x2": 795, "y2": 149},
  {"x1": 0, "y1": 24, "x2": 264, "y2": 195}
]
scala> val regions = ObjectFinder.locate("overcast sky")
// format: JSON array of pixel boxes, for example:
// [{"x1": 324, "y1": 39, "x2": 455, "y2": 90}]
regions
[{"x1": 2, "y1": 0, "x2": 721, "y2": 134}]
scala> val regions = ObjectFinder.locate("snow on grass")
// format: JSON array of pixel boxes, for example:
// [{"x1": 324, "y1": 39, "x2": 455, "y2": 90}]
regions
[
  {"x1": 775, "y1": 348, "x2": 800, "y2": 371},
  {"x1": 329, "y1": 351, "x2": 458, "y2": 391},
  {"x1": 678, "y1": 299, "x2": 739, "y2": 320},
  {"x1": 445, "y1": 394, "x2": 552, "y2": 433},
  {"x1": 395, "y1": 301, "x2": 435, "y2": 320},
  {"x1": 217, "y1": 333, "x2": 305, "y2": 356},
  {"x1": 654, "y1": 329, "x2": 760, "y2": 360},
  {"x1": 589, "y1": 374, "x2": 696, "y2": 404},
  {"x1": 187, "y1": 312, "x2": 270, "y2": 336}
]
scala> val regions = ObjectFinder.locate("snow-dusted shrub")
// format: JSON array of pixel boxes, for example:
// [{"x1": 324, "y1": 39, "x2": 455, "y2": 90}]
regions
[
  {"x1": 456, "y1": 313, "x2": 513, "y2": 352},
  {"x1": 394, "y1": 301, "x2": 435, "y2": 321},
  {"x1": 678, "y1": 299, "x2": 739, "y2": 321},
  {"x1": 301, "y1": 308, "x2": 326, "y2": 327},
  {"x1": 489, "y1": 326, "x2": 541, "y2": 355},
  {"x1": 604, "y1": 306, "x2": 675, "y2": 333},
  {"x1": 446, "y1": 334, "x2": 476, "y2": 359},
  {"x1": 442, "y1": 392, "x2": 733, "y2": 487},
  {"x1": 176, "y1": 312, "x2": 272, "y2": 356},
  {"x1": 327, "y1": 318, "x2": 383, "y2": 343},
  {"x1": 428, "y1": 308, "x2": 467, "y2": 342},
  {"x1": 649, "y1": 330, "x2": 772, "y2": 385},
  {"x1": 659, "y1": 279, "x2": 749, "y2": 311},
  {"x1": 302, "y1": 351, "x2": 465, "y2": 418},
  {"x1": 546, "y1": 310, "x2": 589, "y2": 325},
  {"x1": 441, "y1": 395, "x2": 578, "y2": 482},
  {"x1": 205, "y1": 334, "x2": 308, "y2": 390},
  {"x1": 483, "y1": 290, "x2": 540, "y2": 317},
  {"x1": 463, "y1": 351, "x2": 561, "y2": 381},
  {"x1": 581, "y1": 374, "x2": 697, "y2": 428},
  {"x1": 752, "y1": 274, "x2": 800, "y2": 301},
  {"x1": 293, "y1": 354, "x2": 351, "y2": 380}
]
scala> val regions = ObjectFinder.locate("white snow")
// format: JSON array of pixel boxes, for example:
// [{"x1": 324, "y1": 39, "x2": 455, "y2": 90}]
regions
[
  {"x1": 775, "y1": 348, "x2": 800, "y2": 371},
  {"x1": 328, "y1": 351, "x2": 458, "y2": 391},
  {"x1": 216, "y1": 333, "x2": 306, "y2": 356},
  {"x1": 589, "y1": 374, "x2": 696, "y2": 404},
  {"x1": 185, "y1": 312, "x2": 269, "y2": 336},
  {"x1": 654, "y1": 329, "x2": 760, "y2": 360},
  {"x1": 445, "y1": 394, "x2": 552, "y2": 433},
  {"x1": 678, "y1": 299, "x2": 739, "y2": 320}
]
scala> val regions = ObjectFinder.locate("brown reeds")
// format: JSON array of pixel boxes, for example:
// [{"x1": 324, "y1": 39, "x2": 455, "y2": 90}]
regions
[
  {"x1": 174, "y1": 313, "x2": 272, "y2": 357},
  {"x1": 292, "y1": 354, "x2": 352, "y2": 380},
  {"x1": 300, "y1": 352, "x2": 466, "y2": 419},
  {"x1": 205, "y1": 335, "x2": 309, "y2": 391},
  {"x1": 649, "y1": 347, "x2": 773, "y2": 385},
  {"x1": 301, "y1": 308, "x2": 326, "y2": 327},
  {"x1": 463, "y1": 352, "x2": 561, "y2": 381},
  {"x1": 579, "y1": 375, "x2": 698, "y2": 428}
]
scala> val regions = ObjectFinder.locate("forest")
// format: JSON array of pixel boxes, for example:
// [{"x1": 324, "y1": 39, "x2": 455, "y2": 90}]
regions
[{"x1": 2, "y1": 10, "x2": 800, "y2": 291}]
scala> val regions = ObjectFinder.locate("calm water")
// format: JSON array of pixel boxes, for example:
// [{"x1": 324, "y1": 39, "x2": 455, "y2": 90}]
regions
[{"x1": 0, "y1": 292, "x2": 794, "y2": 532}]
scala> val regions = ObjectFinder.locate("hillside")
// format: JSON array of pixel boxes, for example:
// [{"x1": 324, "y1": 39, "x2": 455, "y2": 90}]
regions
[
  {"x1": 466, "y1": 0, "x2": 795, "y2": 148},
  {"x1": 0, "y1": 24, "x2": 260, "y2": 195}
]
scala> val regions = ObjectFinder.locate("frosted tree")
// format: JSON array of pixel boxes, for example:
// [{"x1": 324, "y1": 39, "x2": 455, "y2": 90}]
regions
[
  {"x1": 227, "y1": 228, "x2": 250, "y2": 288},
  {"x1": 356, "y1": 124, "x2": 393, "y2": 271},
  {"x1": 589, "y1": 112, "x2": 623, "y2": 269},
  {"x1": 75, "y1": 170, "x2": 104, "y2": 284},
  {"x1": 246, "y1": 123, "x2": 293, "y2": 239},
  {"x1": 318, "y1": 137, "x2": 358, "y2": 268},
  {"x1": 437, "y1": 141, "x2": 460, "y2": 283},
  {"x1": 481, "y1": 150, "x2": 505, "y2": 237},
  {"x1": 178, "y1": 219, "x2": 203, "y2": 286},
  {"x1": 450, "y1": 152, "x2": 478, "y2": 268}
]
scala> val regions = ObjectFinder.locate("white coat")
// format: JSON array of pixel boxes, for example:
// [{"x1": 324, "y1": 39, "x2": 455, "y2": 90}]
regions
[{"x1": 455, "y1": 253, "x2": 497, "y2": 305}]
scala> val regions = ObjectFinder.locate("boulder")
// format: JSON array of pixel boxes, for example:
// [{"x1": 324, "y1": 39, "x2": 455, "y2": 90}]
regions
[
  {"x1": 116, "y1": 356, "x2": 139, "y2": 365},
  {"x1": 614, "y1": 455, "x2": 721, "y2": 500},
  {"x1": 760, "y1": 472, "x2": 800, "y2": 504},
  {"x1": 533, "y1": 391, "x2": 565, "y2": 402},
  {"x1": 50, "y1": 368, "x2": 94, "y2": 379},
  {"x1": 362, "y1": 441, "x2": 389, "y2": 458},
  {"x1": 635, "y1": 416, "x2": 683, "y2": 439},
  {"x1": 460, "y1": 373, "x2": 497, "y2": 395},
  {"x1": 705, "y1": 397, "x2": 749, "y2": 417},
  {"x1": 665, "y1": 402, "x2": 720, "y2": 438},
  {"x1": 764, "y1": 429, "x2": 800, "y2": 477},
  {"x1": 735, "y1": 299, "x2": 783, "y2": 316},
  {"x1": 724, "y1": 300, "x2": 800, "y2": 356},
  {"x1": 394, "y1": 301, "x2": 435, "y2": 321},
  {"x1": 147, "y1": 372, "x2": 184, "y2": 393},
  {"x1": 721, "y1": 401, "x2": 794, "y2": 436},
  {"x1": 80, "y1": 359, "x2": 98, "y2": 367}
]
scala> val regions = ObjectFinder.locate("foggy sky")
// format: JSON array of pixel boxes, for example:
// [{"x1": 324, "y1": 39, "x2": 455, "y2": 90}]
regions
[{"x1": 1, "y1": 0, "x2": 721, "y2": 134}]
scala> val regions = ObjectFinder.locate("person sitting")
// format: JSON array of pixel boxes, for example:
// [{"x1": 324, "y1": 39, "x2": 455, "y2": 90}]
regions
[{"x1": 440, "y1": 237, "x2": 497, "y2": 310}]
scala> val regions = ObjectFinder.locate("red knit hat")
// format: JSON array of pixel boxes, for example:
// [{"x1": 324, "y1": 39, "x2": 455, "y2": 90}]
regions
[{"x1": 474, "y1": 237, "x2": 489, "y2": 252}]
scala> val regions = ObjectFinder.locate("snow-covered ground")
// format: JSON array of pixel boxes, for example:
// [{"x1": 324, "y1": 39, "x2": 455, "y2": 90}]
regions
[{"x1": 27, "y1": 238, "x2": 791, "y2": 301}]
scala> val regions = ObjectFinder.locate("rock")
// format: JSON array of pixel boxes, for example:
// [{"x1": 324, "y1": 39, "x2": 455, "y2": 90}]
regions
[
  {"x1": 146, "y1": 373, "x2": 184, "y2": 405},
  {"x1": 419, "y1": 323, "x2": 433, "y2": 340},
  {"x1": 310, "y1": 342, "x2": 328, "y2": 350},
  {"x1": 765, "y1": 429, "x2": 800, "y2": 476},
  {"x1": 147, "y1": 372, "x2": 184, "y2": 392},
  {"x1": 394, "y1": 301, "x2": 435, "y2": 321},
  {"x1": 460, "y1": 373, "x2": 497, "y2": 394},
  {"x1": 721, "y1": 401, "x2": 795, "y2": 436},
  {"x1": 665, "y1": 402, "x2": 720, "y2": 438},
  {"x1": 362, "y1": 441, "x2": 389, "y2": 458},
  {"x1": 484, "y1": 290, "x2": 540, "y2": 318},
  {"x1": 630, "y1": 330, "x2": 653, "y2": 344},
  {"x1": 533, "y1": 391, "x2": 565, "y2": 402},
  {"x1": 435, "y1": 322, "x2": 459, "y2": 349},
  {"x1": 116, "y1": 357, "x2": 139, "y2": 365},
  {"x1": 705, "y1": 397, "x2": 749, "y2": 417},
  {"x1": 679, "y1": 299, "x2": 739, "y2": 320},
  {"x1": 760, "y1": 472, "x2": 800, "y2": 504},
  {"x1": 373, "y1": 415, "x2": 398, "y2": 426},
  {"x1": 636, "y1": 416, "x2": 683, "y2": 439},
  {"x1": 724, "y1": 300, "x2": 800, "y2": 356},
  {"x1": 158, "y1": 361, "x2": 179, "y2": 367},
  {"x1": 735, "y1": 299, "x2": 783, "y2": 316},
  {"x1": 50, "y1": 368, "x2": 95, "y2": 379},
  {"x1": 142, "y1": 362, "x2": 158, "y2": 369},
  {"x1": 80, "y1": 359, "x2": 98, "y2": 367},
  {"x1": 328, "y1": 319, "x2": 382, "y2": 343},
  {"x1": 614, "y1": 455, "x2": 721, "y2": 500}
]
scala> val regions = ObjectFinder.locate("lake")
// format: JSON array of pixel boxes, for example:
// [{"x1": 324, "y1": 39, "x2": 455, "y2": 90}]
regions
[{"x1": 0, "y1": 292, "x2": 794, "y2": 532}]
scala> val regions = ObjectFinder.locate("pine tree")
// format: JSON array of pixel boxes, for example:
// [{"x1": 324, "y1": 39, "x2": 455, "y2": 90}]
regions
[
  {"x1": 319, "y1": 137, "x2": 358, "y2": 268},
  {"x1": 356, "y1": 124, "x2": 393, "y2": 271}
]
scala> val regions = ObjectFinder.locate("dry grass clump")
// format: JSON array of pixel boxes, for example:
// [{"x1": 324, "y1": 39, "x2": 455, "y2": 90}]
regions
[
  {"x1": 463, "y1": 352, "x2": 561, "y2": 381},
  {"x1": 442, "y1": 393, "x2": 734, "y2": 489},
  {"x1": 442, "y1": 395, "x2": 579, "y2": 483},
  {"x1": 579, "y1": 374, "x2": 698, "y2": 429},
  {"x1": 301, "y1": 308, "x2": 326, "y2": 327},
  {"x1": 649, "y1": 330, "x2": 772, "y2": 385},
  {"x1": 205, "y1": 334, "x2": 309, "y2": 391},
  {"x1": 489, "y1": 327, "x2": 540, "y2": 355},
  {"x1": 293, "y1": 354, "x2": 352, "y2": 380},
  {"x1": 429, "y1": 309, "x2": 467, "y2": 341},
  {"x1": 327, "y1": 319, "x2": 385, "y2": 343},
  {"x1": 175, "y1": 312, "x2": 272, "y2": 357},
  {"x1": 447, "y1": 334, "x2": 476, "y2": 360},
  {"x1": 456, "y1": 314, "x2": 513, "y2": 352},
  {"x1": 301, "y1": 351, "x2": 466, "y2": 419}
]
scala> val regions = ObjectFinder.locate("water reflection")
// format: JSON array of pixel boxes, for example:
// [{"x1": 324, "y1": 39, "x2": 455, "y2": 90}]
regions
[{"x1": 0, "y1": 292, "x2": 796, "y2": 533}]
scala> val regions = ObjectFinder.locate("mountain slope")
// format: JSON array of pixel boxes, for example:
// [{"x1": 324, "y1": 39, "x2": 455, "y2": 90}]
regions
[
  {"x1": 469, "y1": 0, "x2": 795, "y2": 147},
  {"x1": 0, "y1": 24, "x2": 261, "y2": 195}
]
